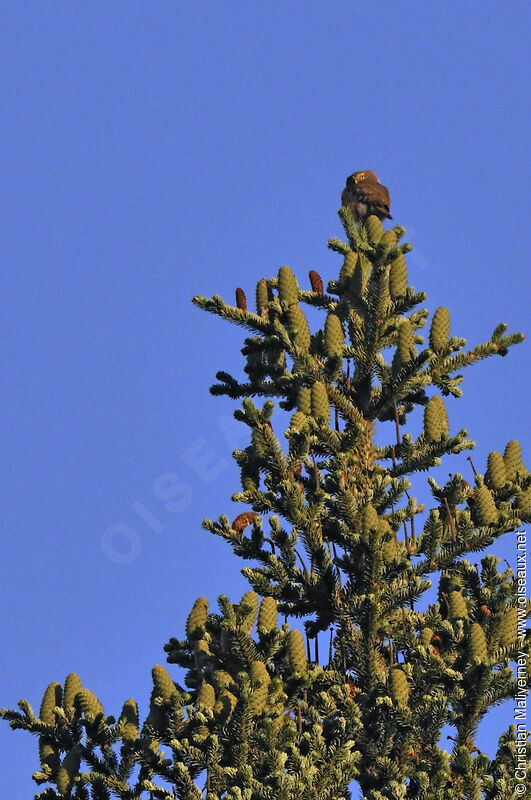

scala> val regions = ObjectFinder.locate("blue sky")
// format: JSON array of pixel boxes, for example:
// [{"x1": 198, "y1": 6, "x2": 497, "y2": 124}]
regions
[{"x1": 1, "y1": 2, "x2": 529, "y2": 796}]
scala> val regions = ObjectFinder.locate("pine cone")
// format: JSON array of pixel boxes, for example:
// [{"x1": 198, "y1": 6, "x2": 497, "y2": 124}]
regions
[
  {"x1": 311, "y1": 381, "x2": 329, "y2": 421},
  {"x1": 235, "y1": 287, "x2": 247, "y2": 310},
  {"x1": 309, "y1": 270, "x2": 323, "y2": 293},
  {"x1": 232, "y1": 511, "x2": 260, "y2": 531},
  {"x1": 186, "y1": 596, "x2": 209, "y2": 639},
  {"x1": 278, "y1": 265, "x2": 299, "y2": 307},
  {"x1": 429, "y1": 307, "x2": 450, "y2": 351},
  {"x1": 257, "y1": 596, "x2": 278, "y2": 634},
  {"x1": 324, "y1": 312, "x2": 344, "y2": 356},
  {"x1": 39, "y1": 682, "x2": 62, "y2": 724},
  {"x1": 286, "y1": 629, "x2": 307, "y2": 673}
]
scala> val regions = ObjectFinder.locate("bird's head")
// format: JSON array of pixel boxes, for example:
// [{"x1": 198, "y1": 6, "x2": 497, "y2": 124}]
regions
[{"x1": 353, "y1": 170, "x2": 379, "y2": 184}]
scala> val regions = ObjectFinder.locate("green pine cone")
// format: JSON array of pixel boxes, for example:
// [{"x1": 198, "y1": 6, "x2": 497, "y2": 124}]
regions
[
  {"x1": 39, "y1": 738, "x2": 59, "y2": 770},
  {"x1": 250, "y1": 660, "x2": 270, "y2": 683},
  {"x1": 324, "y1": 313, "x2": 344, "y2": 357},
  {"x1": 311, "y1": 381, "x2": 329, "y2": 422},
  {"x1": 394, "y1": 319, "x2": 417, "y2": 366},
  {"x1": 429, "y1": 307, "x2": 451, "y2": 351},
  {"x1": 339, "y1": 250, "x2": 358, "y2": 281},
  {"x1": 119, "y1": 698, "x2": 139, "y2": 741},
  {"x1": 186, "y1": 596, "x2": 209, "y2": 640},
  {"x1": 39, "y1": 682, "x2": 62, "y2": 724},
  {"x1": 362, "y1": 503, "x2": 379, "y2": 537},
  {"x1": 249, "y1": 661, "x2": 270, "y2": 715},
  {"x1": 382, "y1": 538, "x2": 398, "y2": 564},
  {"x1": 152, "y1": 665, "x2": 176, "y2": 701},
  {"x1": 498, "y1": 606, "x2": 518, "y2": 648},
  {"x1": 289, "y1": 410, "x2": 308, "y2": 433},
  {"x1": 503, "y1": 440, "x2": 528, "y2": 480},
  {"x1": 516, "y1": 484, "x2": 531, "y2": 515},
  {"x1": 474, "y1": 485, "x2": 498, "y2": 526},
  {"x1": 56, "y1": 745, "x2": 82, "y2": 795},
  {"x1": 286, "y1": 304, "x2": 311, "y2": 350},
  {"x1": 469, "y1": 622, "x2": 488, "y2": 663},
  {"x1": 286, "y1": 629, "x2": 307, "y2": 674},
  {"x1": 485, "y1": 451, "x2": 507, "y2": 490},
  {"x1": 389, "y1": 666, "x2": 409, "y2": 708},
  {"x1": 365, "y1": 215, "x2": 384, "y2": 244},
  {"x1": 238, "y1": 590, "x2": 259, "y2": 632},
  {"x1": 256, "y1": 278, "x2": 269, "y2": 316},
  {"x1": 389, "y1": 252, "x2": 408, "y2": 299},
  {"x1": 380, "y1": 229, "x2": 397, "y2": 249},
  {"x1": 447, "y1": 591, "x2": 468, "y2": 620},
  {"x1": 278, "y1": 265, "x2": 299, "y2": 307},
  {"x1": 257, "y1": 596, "x2": 278, "y2": 634},
  {"x1": 75, "y1": 688, "x2": 104, "y2": 717},
  {"x1": 197, "y1": 682, "x2": 216, "y2": 710},
  {"x1": 420, "y1": 627, "x2": 434, "y2": 647},
  {"x1": 297, "y1": 386, "x2": 312, "y2": 414},
  {"x1": 63, "y1": 673, "x2": 83, "y2": 713},
  {"x1": 424, "y1": 395, "x2": 449, "y2": 441}
]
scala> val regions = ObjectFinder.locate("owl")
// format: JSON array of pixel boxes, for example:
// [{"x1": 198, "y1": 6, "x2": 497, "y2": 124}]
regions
[{"x1": 341, "y1": 170, "x2": 392, "y2": 221}]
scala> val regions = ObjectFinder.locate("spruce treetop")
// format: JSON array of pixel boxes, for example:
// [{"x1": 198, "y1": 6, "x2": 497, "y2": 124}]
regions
[{"x1": 2, "y1": 199, "x2": 529, "y2": 800}]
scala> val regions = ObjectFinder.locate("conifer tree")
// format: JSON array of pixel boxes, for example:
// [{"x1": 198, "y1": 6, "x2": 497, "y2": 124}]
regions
[{"x1": 2, "y1": 199, "x2": 530, "y2": 800}]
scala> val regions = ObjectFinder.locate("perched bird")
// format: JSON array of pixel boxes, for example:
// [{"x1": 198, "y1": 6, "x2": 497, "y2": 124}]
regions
[{"x1": 341, "y1": 170, "x2": 392, "y2": 221}]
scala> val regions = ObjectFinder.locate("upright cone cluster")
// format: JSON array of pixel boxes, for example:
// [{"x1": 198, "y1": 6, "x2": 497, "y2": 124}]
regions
[
  {"x1": 324, "y1": 312, "x2": 344, "y2": 357},
  {"x1": 424, "y1": 395, "x2": 449, "y2": 441},
  {"x1": 429, "y1": 307, "x2": 450, "y2": 351},
  {"x1": 474, "y1": 484, "x2": 498, "y2": 526},
  {"x1": 366, "y1": 214, "x2": 384, "y2": 244},
  {"x1": 311, "y1": 381, "x2": 329, "y2": 421},
  {"x1": 389, "y1": 251, "x2": 408, "y2": 299},
  {"x1": 390, "y1": 666, "x2": 410, "y2": 708},
  {"x1": 186, "y1": 596, "x2": 209, "y2": 639},
  {"x1": 119, "y1": 698, "x2": 139, "y2": 741},
  {"x1": 469, "y1": 622, "x2": 488, "y2": 663},
  {"x1": 256, "y1": 278, "x2": 269, "y2": 317},
  {"x1": 393, "y1": 319, "x2": 417, "y2": 369},
  {"x1": 448, "y1": 591, "x2": 468, "y2": 620},
  {"x1": 498, "y1": 606, "x2": 518, "y2": 648},
  {"x1": 286, "y1": 629, "x2": 307, "y2": 674},
  {"x1": 503, "y1": 439, "x2": 527, "y2": 480},
  {"x1": 485, "y1": 451, "x2": 507, "y2": 489},
  {"x1": 257, "y1": 595, "x2": 278, "y2": 633}
]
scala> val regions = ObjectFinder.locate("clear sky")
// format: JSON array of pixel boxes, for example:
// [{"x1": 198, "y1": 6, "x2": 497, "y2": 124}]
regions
[{"x1": 1, "y1": 2, "x2": 529, "y2": 796}]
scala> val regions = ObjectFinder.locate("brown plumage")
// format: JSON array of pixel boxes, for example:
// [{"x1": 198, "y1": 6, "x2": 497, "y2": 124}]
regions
[{"x1": 341, "y1": 170, "x2": 392, "y2": 221}]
